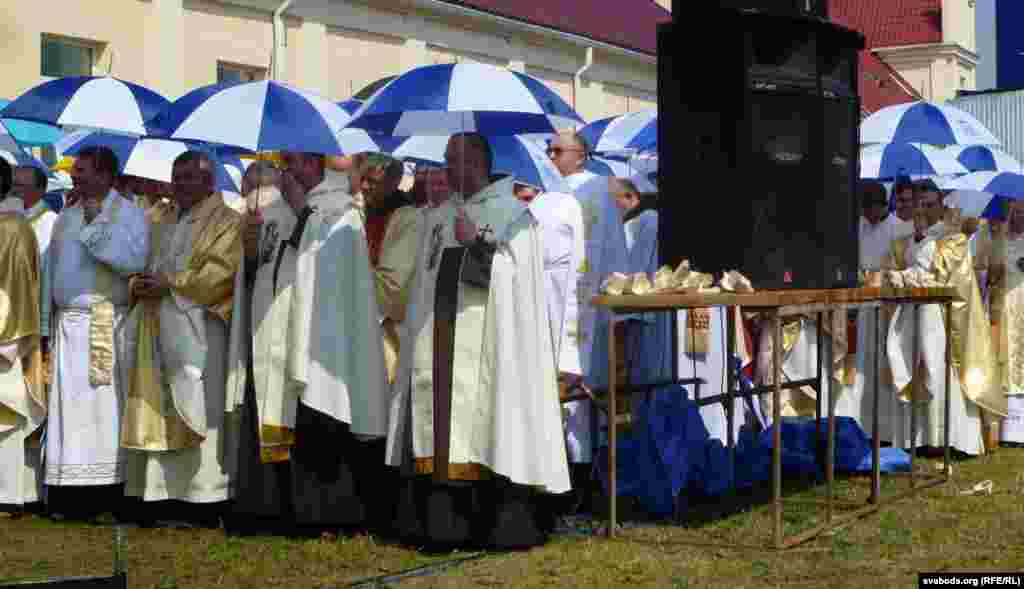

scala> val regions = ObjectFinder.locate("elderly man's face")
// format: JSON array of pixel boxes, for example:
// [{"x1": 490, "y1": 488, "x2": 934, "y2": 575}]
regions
[
  {"x1": 71, "y1": 156, "x2": 113, "y2": 200},
  {"x1": 171, "y1": 158, "x2": 214, "y2": 210},
  {"x1": 611, "y1": 180, "x2": 639, "y2": 213},
  {"x1": 546, "y1": 134, "x2": 586, "y2": 177},
  {"x1": 894, "y1": 188, "x2": 916, "y2": 222},
  {"x1": 917, "y1": 189, "x2": 944, "y2": 226},
  {"x1": 12, "y1": 168, "x2": 43, "y2": 206},
  {"x1": 1010, "y1": 203, "x2": 1024, "y2": 235},
  {"x1": 444, "y1": 136, "x2": 488, "y2": 195},
  {"x1": 361, "y1": 166, "x2": 401, "y2": 208},
  {"x1": 280, "y1": 152, "x2": 322, "y2": 194},
  {"x1": 426, "y1": 169, "x2": 449, "y2": 207}
]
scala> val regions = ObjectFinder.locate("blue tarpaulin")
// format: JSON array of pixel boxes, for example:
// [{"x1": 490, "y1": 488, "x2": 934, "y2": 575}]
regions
[{"x1": 595, "y1": 385, "x2": 911, "y2": 517}]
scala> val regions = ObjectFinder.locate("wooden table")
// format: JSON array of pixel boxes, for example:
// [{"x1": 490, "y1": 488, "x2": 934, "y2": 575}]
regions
[{"x1": 592, "y1": 287, "x2": 958, "y2": 549}]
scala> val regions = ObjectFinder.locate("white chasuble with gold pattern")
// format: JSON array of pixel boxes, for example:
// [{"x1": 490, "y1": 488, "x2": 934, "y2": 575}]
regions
[{"x1": 386, "y1": 176, "x2": 570, "y2": 494}]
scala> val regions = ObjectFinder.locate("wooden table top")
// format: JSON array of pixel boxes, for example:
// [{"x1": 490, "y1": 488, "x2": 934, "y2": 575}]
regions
[{"x1": 592, "y1": 287, "x2": 960, "y2": 313}]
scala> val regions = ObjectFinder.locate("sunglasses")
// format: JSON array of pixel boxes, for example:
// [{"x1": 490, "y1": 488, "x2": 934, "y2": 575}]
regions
[{"x1": 545, "y1": 147, "x2": 582, "y2": 156}]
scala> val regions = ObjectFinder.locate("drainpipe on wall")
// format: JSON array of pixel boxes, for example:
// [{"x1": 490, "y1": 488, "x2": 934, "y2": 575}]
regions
[
  {"x1": 574, "y1": 46, "x2": 594, "y2": 113},
  {"x1": 272, "y1": 0, "x2": 294, "y2": 81}
]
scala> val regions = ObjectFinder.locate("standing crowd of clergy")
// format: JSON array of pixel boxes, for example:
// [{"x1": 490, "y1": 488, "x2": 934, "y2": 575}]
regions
[
  {"x1": 0, "y1": 130, "x2": 662, "y2": 550},
  {"x1": 4, "y1": 127, "x2": 1019, "y2": 551}
]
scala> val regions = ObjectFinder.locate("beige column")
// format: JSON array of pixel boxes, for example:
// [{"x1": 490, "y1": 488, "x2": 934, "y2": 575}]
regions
[
  {"x1": 146, "y1": 0, "x2": 185, "y2": 99},
  {"x1": 294, "y1": 20, "x2": 329, "y2": 94}
]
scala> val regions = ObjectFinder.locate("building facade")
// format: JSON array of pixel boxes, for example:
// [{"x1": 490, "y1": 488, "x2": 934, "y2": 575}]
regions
[
  {"x1": 830, "y1": 0, "x2": 978, "y2": 111},
  {"x1": 1, "y1": 0, "x2": 667, "y2": 125}
]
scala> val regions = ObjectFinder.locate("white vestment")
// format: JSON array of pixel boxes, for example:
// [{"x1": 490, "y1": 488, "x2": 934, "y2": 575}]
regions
[
  {"x1": 563, "y1": 171, "x2": 630, "y2": 463},
  {"x1": 528, "y1": 191, "x2": 585, "y2": 376},
  {"x1": 226, "y1": 187, "x2": 299, "y2": 430},
  {"x1": 386, "y1": 176, "x2": 571, "y2": 494},
  {"x1": 999, "y1": 234, "x2": 1024, "y2": 443},
  {"x1": 287, "y1": 174, "x2": 388, "y2": 438},
  {"x1": 46, "y1": 190, "x2": 148, "y2": 486},
  {"x1": 26, "y1": 201, "x2": 58, "y2": 337},
  {"x1": 0, "y1": 200, "x2": 45, "y2": 505},
  {"x1": 886, "y1": 224, "x2": 984, "y2": 455},
  {"x1": 837, "y1": 215, "x2": 909, "y2": 431},
  {"x1": 0, "y1": 339, "x2": 43, "y2": 505},
  {"x1": 124, "y1": 198, "x2": 235, "y2": 503}
]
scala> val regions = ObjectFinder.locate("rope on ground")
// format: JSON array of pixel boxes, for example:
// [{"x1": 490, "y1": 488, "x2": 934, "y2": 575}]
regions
[{"x1": 347, "y1": 552, "x2": 488, "y2": 588}]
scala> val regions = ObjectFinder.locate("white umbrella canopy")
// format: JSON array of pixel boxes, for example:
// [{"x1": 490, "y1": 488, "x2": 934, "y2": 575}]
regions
[
  {"x1": 860, "y1": 101, "x2": 1001, "y2": 146},
  {"x1": 345, "y1": 63, "x2": 585, "y2": 136},
  {"x1": 146, "y1": 80, "x2": 357, "y2": 154},
  {"x1": 0, "y1": 76, "x2": 170, "y2": 136}
]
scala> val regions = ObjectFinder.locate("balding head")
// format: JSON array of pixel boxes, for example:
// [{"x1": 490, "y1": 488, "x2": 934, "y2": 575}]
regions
[{"x1": 547, "y1": 130, "x2": 590, "y2": 177}]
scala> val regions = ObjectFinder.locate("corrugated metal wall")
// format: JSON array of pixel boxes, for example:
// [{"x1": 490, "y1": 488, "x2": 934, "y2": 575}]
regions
[{"x1": 950, "y1": 90, "x2": 1024, "y2": 165}]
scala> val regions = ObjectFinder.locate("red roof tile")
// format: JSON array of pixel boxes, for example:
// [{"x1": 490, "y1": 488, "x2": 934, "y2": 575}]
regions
[
  {"x1": 828, "y1": 0, "x2": 942, "y2": 48},
  {"x1": 858, "y1": 50, "x2": 921, "y2": 114},
  {"x1": 440, "y1": 0, "x2": 671, "y2": 55}
]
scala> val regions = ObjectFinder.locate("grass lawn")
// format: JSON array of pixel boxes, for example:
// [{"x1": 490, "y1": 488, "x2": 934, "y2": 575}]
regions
[{"x1": 2, "y1": 448, "x2": 1023, "y2": 588}]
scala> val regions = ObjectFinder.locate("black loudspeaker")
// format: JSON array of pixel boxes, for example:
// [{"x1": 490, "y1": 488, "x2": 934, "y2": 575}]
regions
[
  {"x1": 657, "y1": 8, "x2": 863, "y2": 290},
  {"x1": 705, "y1": 0, "x2": 828, "y2": 19}
]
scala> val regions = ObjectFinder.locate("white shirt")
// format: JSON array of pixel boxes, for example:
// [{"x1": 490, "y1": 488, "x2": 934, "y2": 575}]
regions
[{"x1": 859, "y1": 214, "x2": 914, "y2": 270}]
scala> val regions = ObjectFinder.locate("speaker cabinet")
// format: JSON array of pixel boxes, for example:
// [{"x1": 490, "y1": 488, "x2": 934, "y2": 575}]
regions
[
  {"x1": 710, "y1": 0, "x2": 828, "y2": 19},
  {"x1": 657, "y1": 9, "x2": 864, "y2": 290}
]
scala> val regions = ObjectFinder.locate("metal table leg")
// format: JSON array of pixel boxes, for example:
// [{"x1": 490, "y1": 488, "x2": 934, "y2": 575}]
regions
[
  {"x1": 825, "y1": 312, "x2": 836, "y2": 523},
  {"x1": 607, "y1": 318, "x2": 618, "y2": 538},
  {"x1": 772, "y1": 313, "x2": 783, "y2": 549},
  {"x1": 870, "y1": 306, "x2": 882, "y2": 504},
  {"x1": 909, "y1": 305, "x2": 918, "y2": 489},
  {"x1": 944, "y1": 302, "x2": 952, "y2": 478}
]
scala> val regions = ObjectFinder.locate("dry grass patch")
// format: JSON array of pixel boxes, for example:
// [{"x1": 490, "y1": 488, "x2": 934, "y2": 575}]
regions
[{"x1": 2, "y1": 448, "x2": 1024, "y2": 588}]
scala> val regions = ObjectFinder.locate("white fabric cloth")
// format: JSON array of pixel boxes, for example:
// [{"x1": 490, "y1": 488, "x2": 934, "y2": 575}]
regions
[
  {"x1": 528, "y1": 191, "x2": 585, "y2": 375},
  {"x1": 859, "y1": 215, "x2": 911, "y2": 271},
  {"x1": 886, "y1": 224, "x2": 984, "y2": 455},
  {"x1": 26, "y1": 201, "x2": 58, "y2": 336},
  {"x1": 124, "y1": 200, "x2": 235, "y2": 503},
  {"x1": 287, "y1": 173, "x2": 389, "y2": 439},
  {"x1": 45, "y1": 190, "x2": 148, "y2": 486},
  {"x1": 563, "y1": 171, "x2": 630, "y2": 463},
  {"x1": 386, "y1": 176, "x2": 571, "y2": 493},
  {"x1": 758, "y1": 317, "x2": 835, "y2": 422},
  {"x1": 0, "y1": 338, "x2": 43, "y2": 505},
  {"x1": 676, "y1": 308, "x2": 747, "y2": 444},
  {"x1": 1002, "y1": 395, "x2": 1024, "y2": 443},
  {"x1": 226, "y1": 187, "x2": 299, "y2": 421},
  {"x1": 998, "y1": 233, "x2": 1024, "y2": 442}
]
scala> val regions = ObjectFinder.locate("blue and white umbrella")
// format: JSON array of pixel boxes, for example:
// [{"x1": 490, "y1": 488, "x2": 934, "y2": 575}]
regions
[
  {"x1": 0, "y1": 120, "x2": 49, "y2": 171},
  {"x1": 146, "y1": 80, "x2": 356, "y2": 155},
  {"x1": 944, "y1": 145, "x2": 1022, "y2": 174},
  {"x1": 860, "y1": 101, "x2": 1000, "y2": 147},
  {"x1": 386, "y1": 134, "x2": 569, "y2": 193},
  {"x1": 57, "y1": 130, "x2": 240, "y2": 193},
  {"x1": 338, "y1": 99, "x2": 363, "y2": 115},
  {"x1": 860, "y1": 143, "x2": 967, "y2": 179},
  {"x1": 943, "y1": 171, "x2": 1024, "y2": 200},
  {"x1": 0, "y1": 76, "x2": 169, "y2": 136},
  {"x1": 578, "y1": 109, "x2": 656, "y2": 155},
  {"x1": 345, "y1": 63, "x2": 584, "y2": 136},
  {"x1": 0, "y1": 99, "x2": 62, "y2": 147},
  {"x1": 941, "y1": 189, "x2": 1008, "y2": 220}
]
